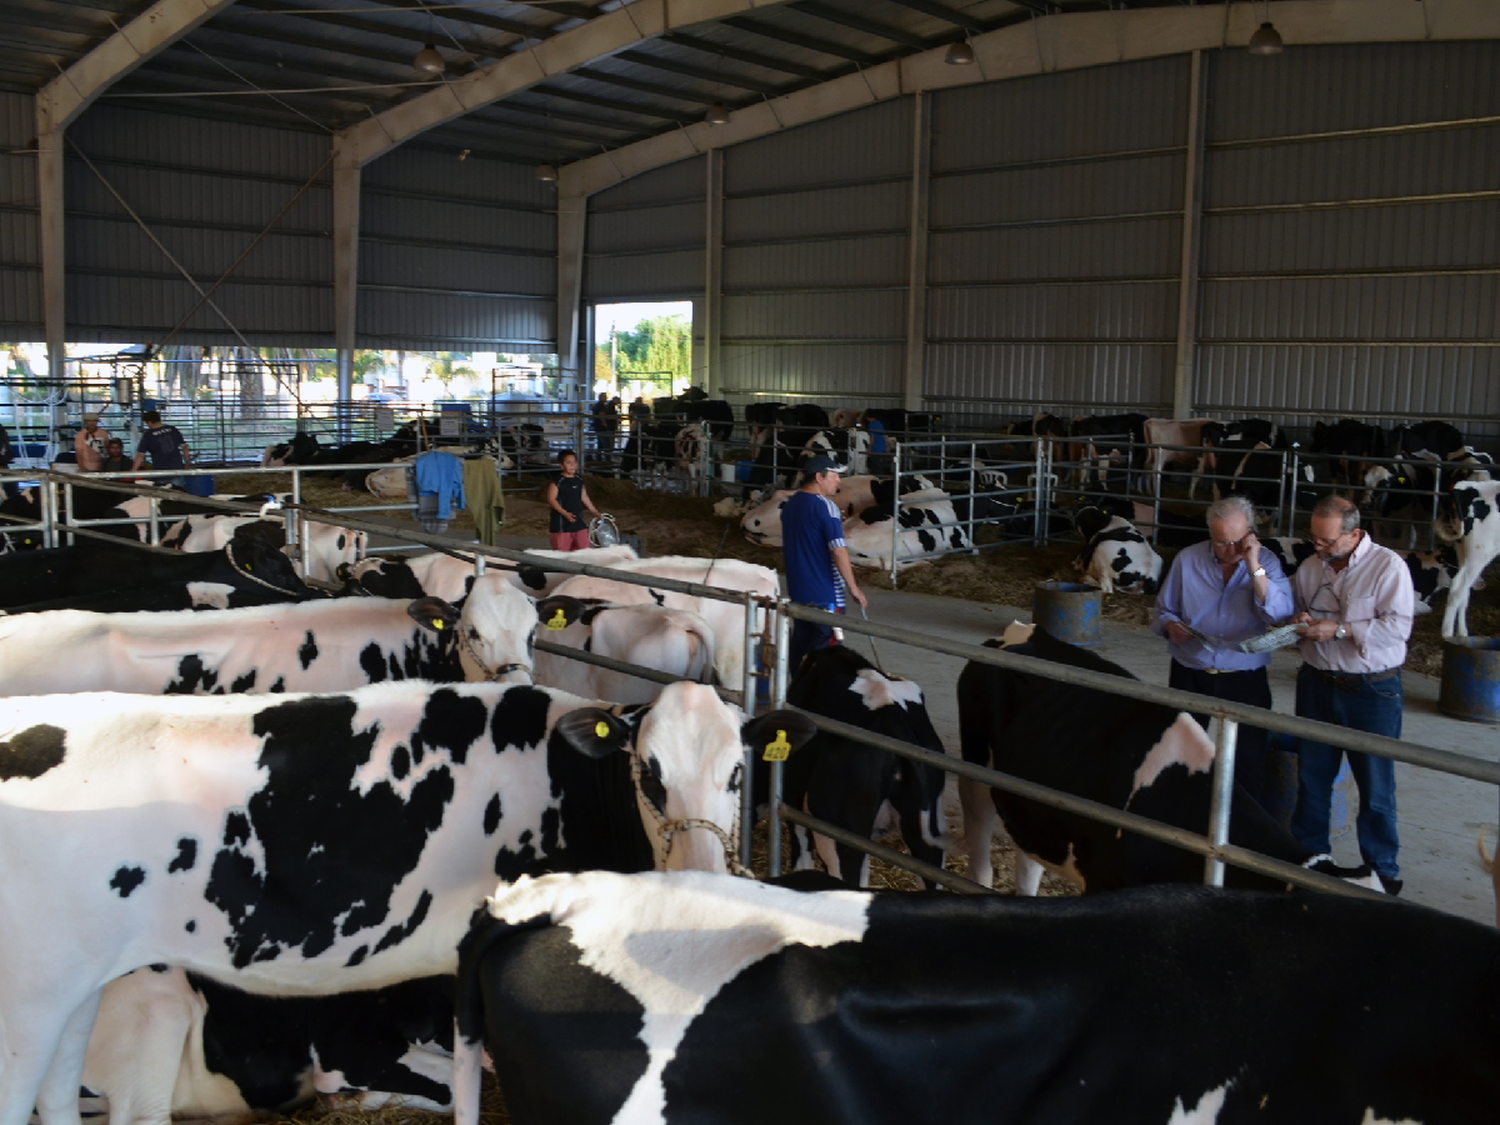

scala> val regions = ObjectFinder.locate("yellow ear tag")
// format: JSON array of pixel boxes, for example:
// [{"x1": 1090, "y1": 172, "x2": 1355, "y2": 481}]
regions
[
  {"x1": 763, "y1": 729, "x2": 792, "y2": 762},
  {"x1": 432, "y1": 619, "x2": 445, "y2": 630},
  {"x1": 243, "y1": 563, "x2": 251, "y2": 571},
  {"x1": 594, "y1": 720, "x2": 610, "y2": 739},
  {"x1": 546, "y1": 608, "x2": 568, "y2": 630}
]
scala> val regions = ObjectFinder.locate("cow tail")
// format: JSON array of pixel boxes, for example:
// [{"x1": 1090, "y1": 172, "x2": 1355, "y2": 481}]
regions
[{"x1": 1433, "y1": 494, "x2": 1463, "y2": 544}]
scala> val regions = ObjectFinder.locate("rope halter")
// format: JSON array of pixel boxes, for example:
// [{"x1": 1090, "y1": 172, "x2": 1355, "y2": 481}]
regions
[
  {"x1": 629, "y1": 745, "x2": 749, "y2": 877},
  {"x1": 224, "y1": 538, "x2": 302, "y2": 598},
  {"x1": 456, "y1": 624, "x2": 530, "y2": 683}
]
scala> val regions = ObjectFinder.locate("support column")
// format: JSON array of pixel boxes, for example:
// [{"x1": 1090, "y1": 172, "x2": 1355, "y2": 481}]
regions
[
  {"x1": 704, "y1": 150, "x2": 724, "y2": 399},
  {"x1": 902, "y1": 92, "x2": 931, "y2": 413},
  {"x1": 333, "y1": 154, "x2": 360, "y2": 435},
  {"x1": 556, "y1": 189, "x2": 588, "y2": 384},
  {"x1": 38, "y1": 131, "x2": 66, "y2": 381},
  {"x1": 1173, "y1": 49, "x2": 1207, "y2": 420}
]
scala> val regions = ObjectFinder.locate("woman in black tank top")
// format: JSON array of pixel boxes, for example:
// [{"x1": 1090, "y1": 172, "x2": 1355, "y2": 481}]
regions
[{"x1": 545, "y1": 450, "x2": 600, "y2": 550}]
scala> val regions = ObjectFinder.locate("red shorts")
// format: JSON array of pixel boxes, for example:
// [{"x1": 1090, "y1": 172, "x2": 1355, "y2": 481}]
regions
[{"x1": 548, "y1": 529, "x2": 591, "y2": 551}]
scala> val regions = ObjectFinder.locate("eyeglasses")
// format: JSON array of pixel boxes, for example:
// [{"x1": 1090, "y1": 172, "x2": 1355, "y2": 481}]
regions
[
  {"x1": 1309, "y1": 578, "x2": 1342, "y2": 616},
  {"x1": 1211, "y1": 537, "x2": 1245, "y2": 549},
  {"x1": 1309, "y1": 533, "x2": 1347, "y2": 549}
]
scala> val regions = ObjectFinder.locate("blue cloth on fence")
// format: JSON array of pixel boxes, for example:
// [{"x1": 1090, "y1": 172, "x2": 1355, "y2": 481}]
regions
[{"x1": 414, "y1": 450, "x2": 466, "y2": 520}]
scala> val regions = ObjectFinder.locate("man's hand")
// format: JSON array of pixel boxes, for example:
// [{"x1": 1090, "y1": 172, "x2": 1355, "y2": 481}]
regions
[
  {"x1": 1291, "y1": 611, "x2": 1314, "y2": 625},
  {"x1": 1164, "y1": 620, "x2": 1192, "y2": 644},
  {"x1": 848, "y1": 584, "x2": 868, "y2": 610},
  {"x1": 1242, "y1": 532, "x2": 1261, "y2": 571},
  {"x1": 1301, "y1": 619, "x2": 1341, "y2": 642}
]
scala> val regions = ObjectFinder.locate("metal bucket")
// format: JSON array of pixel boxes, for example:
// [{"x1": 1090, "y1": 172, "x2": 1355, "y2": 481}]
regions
[
  {"x1": 1032, "y1": 581, "x2": 1102, "y2": 645},
  {"x1": 1439, "y1": 637, "x2": 1500, "y2": 723}
]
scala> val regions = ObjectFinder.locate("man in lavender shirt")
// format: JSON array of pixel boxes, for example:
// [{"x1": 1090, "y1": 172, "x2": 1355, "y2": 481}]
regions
[
  {"x1": 1289, "y1": 494, "x2": 1413, "y2": 894},
  {"x1": 1152, "y1": 494, "x2": 1294, "y2": 809}
]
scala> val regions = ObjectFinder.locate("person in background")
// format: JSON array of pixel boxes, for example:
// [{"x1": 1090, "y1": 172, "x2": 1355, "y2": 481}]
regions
[
  {"x1": 0, "y1": 420, "x2": 14, "y2": 499},
  {"x1": 132, "y1": 410, "x2": 190, "y2": 484},
  {"x1": 99, "y1": 439, "x2": 132, "y2": 473},
  {"x1": 1289, "y1": 494, "x2": 1413, "y2": 897},
  {"x1": 781, "y1": 453, "x2": 867, "y2": 673},
  {"x1": 1151, "y1": 494, "x2": 1293, "y2": 809},
  {"x1": 591, "y1": 392, "x2": 619, "y2": 453},
  {"x1": 546, "y1": 449, "x2": 600, "y2": 551},
  {"x1": 861, "y1": 410, "x2": 890, "y2": 476},
  {"x1": 74, "y1": 413, "x2": 109, "y2": 472}
]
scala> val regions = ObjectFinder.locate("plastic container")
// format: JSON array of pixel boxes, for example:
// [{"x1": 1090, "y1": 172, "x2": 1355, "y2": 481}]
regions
[
  {"x1": 1032, "y1": 581, "x2": 1102, "y2": 645},
  {"x1": 1439, "y1": 637, "x2": 1500, "y2": 723}
]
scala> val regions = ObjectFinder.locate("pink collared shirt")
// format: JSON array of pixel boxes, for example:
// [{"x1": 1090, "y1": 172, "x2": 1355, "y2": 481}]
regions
[{"x1": 1293, "y1": 531, "x2": 1414, "y2": 673}]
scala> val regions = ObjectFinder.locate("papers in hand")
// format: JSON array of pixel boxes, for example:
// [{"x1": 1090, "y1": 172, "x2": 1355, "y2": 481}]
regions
[{"x1": 1178, "y1": 621, "x2": 1304, "y2": 654}]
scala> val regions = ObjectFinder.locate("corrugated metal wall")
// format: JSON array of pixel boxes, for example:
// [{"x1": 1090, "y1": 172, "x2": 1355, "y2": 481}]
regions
[
  {"x1": 584, "y1": 155, "x2": 705, "y2": 302},
  {"x1": 926, "y1": 56, "x2": 1189, "y2": 427},
  {"x1": 0, "y1": 92, "x2": 41, "y2": 339},
  {"x1": 63, "y1": 105, "x2": 332, "y2": 346},
  {"x1": 1197, "y1": 41, "x2": 1500, "y2": 443},
  {"x1": 720, "y1": 98, "x2": 911, "y2": 406},
  {"x1": 360, "y1": 148, "x2": 555, "y2": 351}
]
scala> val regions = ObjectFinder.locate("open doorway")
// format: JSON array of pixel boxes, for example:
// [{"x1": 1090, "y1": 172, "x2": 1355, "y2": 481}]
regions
[{"x1": 592, "y1": 301, "x2": 693, "y2": 408}]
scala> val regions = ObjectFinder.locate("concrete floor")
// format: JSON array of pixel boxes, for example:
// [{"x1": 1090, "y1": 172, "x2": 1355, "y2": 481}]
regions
[{"x1": 375, "y1": 524, "x2": 1499, "y2": 926}]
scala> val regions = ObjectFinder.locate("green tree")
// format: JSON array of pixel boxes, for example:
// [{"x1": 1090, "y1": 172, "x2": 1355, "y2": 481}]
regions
[
  {"x1": 428, "y1": 352, "x2": 476, "y2": 390},
  {"x1": 611, "y1": 314, "x2": 691, "y2": 390}
]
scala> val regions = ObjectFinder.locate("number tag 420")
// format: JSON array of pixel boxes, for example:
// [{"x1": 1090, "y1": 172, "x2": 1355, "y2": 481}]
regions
[{"x1": 762, "y1": 730, "x2": 792, "y2": 762}]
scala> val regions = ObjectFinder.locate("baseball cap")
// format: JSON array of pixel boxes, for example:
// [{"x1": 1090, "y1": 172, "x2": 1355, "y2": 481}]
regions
[{"x1": 803, "y1": 454, "x2": 845, "y2": 476}]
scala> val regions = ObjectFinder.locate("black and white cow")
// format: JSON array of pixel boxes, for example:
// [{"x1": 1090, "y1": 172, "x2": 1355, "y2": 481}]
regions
[
  {"x1": 530, "y1": 595, "x2": 717, "y2": 705},
  {"x1": 455, "y1": 870, "x2": 1500, "y2": 1125},
  {"x1": 0, "y1": 680, "x2": 818, "y2": 1125},
  {"x1": 957, "y1": 626, "x2": 1383, "y2": 893},
  {"x1": 0, "y1": 571, "x2": 537, "y2": 696},
  {"x1": 772, "y1": 645, "x2": 948, "y2": 888},
  {"x1": 1259, "y1": 535, "x2": 1319, "y2": 578},
  {"x1": 343, "y1": 545, "x2": 640, "y2": 603},
  {"x1": 1437, "y1": 478, "x2": 1500, "y2": 638},
  {"x1": 842, "y1": 495, "x2": 976, "y2": 571},
  {"x1": 158, "y1": 514, "x2": 366, "y2": 586},
  {"x1": 1071, "y1": 506, "x2": 1162, "y2": 594},
  {"x1": 739, "y1": 476, "x2": 894, "y2": 546}
]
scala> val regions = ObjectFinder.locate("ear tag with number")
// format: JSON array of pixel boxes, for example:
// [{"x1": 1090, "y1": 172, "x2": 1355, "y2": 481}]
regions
[
  {"x1": 432, "y1": 619, "x2": 445, "y2": 630},
  {"x1": 763, "y1": 729, "x2": 792, "y2": 762},
  {"x1": 594, "y1": 720, "x2": 611, "y2": 739},
  {"x1": 546, "y1": 608, "x2": 568, "y2": 630}
]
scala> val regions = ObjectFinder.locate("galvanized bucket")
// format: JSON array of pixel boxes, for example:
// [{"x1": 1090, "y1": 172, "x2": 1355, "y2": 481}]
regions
[
  {"x1": 1439, "y1": 636, "x2": 1500, "y2": 723},
  {"x1": 1032, "y1": 581, "x2": 1102, "y2": 645}
]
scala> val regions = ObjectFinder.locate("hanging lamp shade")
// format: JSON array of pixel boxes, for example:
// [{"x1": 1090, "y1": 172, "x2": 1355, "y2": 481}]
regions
[
  {"x1": 1247, "y1": 22, "x2": 1284, "y2": 56},
  {"x1": 536, "y1": 164, "x2": 559, "y2": 182},
  {"x1": 945, "y1": 40, "x2": 975, "y2": 66},
  {"x1": 414, "y1": 44, "x2": 445, "y2": 74},
  {"x1": 706, "y1": 103, "x2": 731, "y2": 126}
]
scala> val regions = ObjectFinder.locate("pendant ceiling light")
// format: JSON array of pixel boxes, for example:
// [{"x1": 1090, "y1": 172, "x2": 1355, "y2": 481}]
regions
[
  {"x1": 945, "y1": 39, "x2": 975, "y2": 66},
  {"x1": 706, "y1": 103, "x2": 731, "y2": 126},
  {"x1": 536, "y1": 164, "x2": 559, "y2": 182},
  {"x1": 1248, "y1": 22, "x2": 1283, "y2": 55},
  {"x1": 414, "y1": 44, "x2": 445, "y2": 74}
]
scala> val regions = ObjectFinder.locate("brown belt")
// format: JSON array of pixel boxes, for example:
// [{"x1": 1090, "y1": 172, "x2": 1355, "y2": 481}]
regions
[{"x1": 1310, "y1": 665, "x2": 1401, "y2": 685}]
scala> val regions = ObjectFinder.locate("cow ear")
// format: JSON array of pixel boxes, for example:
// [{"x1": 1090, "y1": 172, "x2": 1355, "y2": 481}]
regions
[
  {"x1": 516, "y1": 564, "x2": 549, "y2": 590},
  {"x1": 536, "y1": 595, "x2": 584, "y2": 632},
  {"x1": 742, "y1": 710, "x2": 818, "y2": 762},
  {"x1": 408, "y1": 596, "x2": 459, "y2": 633},
  {"x1": 553, "y1": 709, "x2": 630, "y2": 759}
]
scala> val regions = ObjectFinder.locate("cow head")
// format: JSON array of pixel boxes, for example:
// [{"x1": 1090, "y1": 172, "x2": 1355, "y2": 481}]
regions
[
  {"x1": 556, "y1": 683, "x2": 816, "y2": 873},
  {"x1": 411, "y1": 573, "x2": 536, "y2": 684}
]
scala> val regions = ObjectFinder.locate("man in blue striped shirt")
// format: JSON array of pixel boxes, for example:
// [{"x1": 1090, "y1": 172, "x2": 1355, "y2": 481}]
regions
[
  {"x1": 1152, "y1": 494, "x2": 1294, "y2": 809},
  {"x1": 782, "y1": 455, "x2": 867, "y2": 674}
]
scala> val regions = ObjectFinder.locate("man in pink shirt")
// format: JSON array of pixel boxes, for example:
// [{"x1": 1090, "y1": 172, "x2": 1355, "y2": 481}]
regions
[
  {"x1": 74, "y1": 413, "x2": 108, "y2": 472},
  {"x1": 1289, "y1": 495, "x2": 1413, "y2": 895}
]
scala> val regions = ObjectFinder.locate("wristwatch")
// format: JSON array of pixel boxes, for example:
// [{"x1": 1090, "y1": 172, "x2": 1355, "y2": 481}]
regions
[
  {"x1": 1251, "y1": 566, "x2": 1266, "y2": 578},
  {"x1": 1334, "y1": 623, "x2": 1348, "y2": 641}
]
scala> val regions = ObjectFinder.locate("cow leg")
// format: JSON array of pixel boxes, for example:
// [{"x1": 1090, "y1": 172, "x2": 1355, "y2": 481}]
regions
[
  {"x1": 1014, "y1": 852, "x2": 1045, "y2": 896},
  {"x1": 1442, "y1": 559, "x2": 1478, "y2": 638},
  {"x1": 84, "y1": 969, "x2": 197, "y2": 1125},
  {"x1": 31, "y1": 988, "x2": 104, "y2": 1125},
  {"x1": 897, "y1": 801, "x2": 947, "y2": 890},
  {"x1": 958, "y1": 777, "x2": 999, "y2": 889},
  {"x1": 789, "y1": 823, "x2": 816, "y2": 872},
  {"x1": 452, "y1": 1028, "x2": 485, "y2": 1125}
]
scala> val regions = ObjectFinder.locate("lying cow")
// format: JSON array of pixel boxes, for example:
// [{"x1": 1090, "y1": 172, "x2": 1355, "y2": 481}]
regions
[
  {"x1": 344, "y1": 545, "x2": 640, "y2": 603},
  {"x1": 957, "y1": 626, "x2": 1383, "y2": 894},
  {"x1": 1437, "y1": 478, "x2": 1500, "y2": 638},
  {"x1": 0, "y1": 572, "x2": 537, "y2": 696},
  {"x1": 531, "y1": 595, "x2": 716, "y2": 705},
  {"x1": 455, "y1": 870, "x2": 1500, "y2": 1125},
  {"x1": 775, "y1": 645, "x2": 948, "y2": 887},
  {"x1": 365, "y1": 455, "x2": 514, "y2": 499},
  {"x1": 0, "y1": 680, "x2": 817, "y2": 1125},
  {"x1": 842, "y1": 495, "x2": 976, "y2": 571},
  {"x1": 1072, "y1": 506, "x2": 1162, "y2": 594}
]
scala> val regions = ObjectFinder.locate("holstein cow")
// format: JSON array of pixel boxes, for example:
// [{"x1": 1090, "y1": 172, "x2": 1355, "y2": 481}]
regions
[
  {"x1": 842, "y1": 496, "x2": 975, "y2": 571},
  {"x1": 0, "y1": 571, "x2": 537, "y2": 697},
  {"x1": 455, "y1": 870, "x2": 1500, "y2": 1125},
  {"x1": 1436, "y1": 478, "x2": 1500, "y2": 638},
  {"x1": 773, "y1": 645, "x2": 948, "y2": 888},
  {"x1": 1141, "y1": 417, "x2": 1222, "y2": 499},
  {"x1": 957, "y1": 626, "x2": 1384, "y2": 894},
  {"x1": 76, "y1": 967, "x2": 460, "y2": 1124},
  {"x1": 344, "y1": 545, "x2": 640, "y2": 603},
  {"x1": 530, "y1": 595, "x2": 717, "y2": 705},
  {"x1": 739, "y1": 476, "x2": 891, "y2": 546},
  {"x1": 0, "y1": 536, "x2": 312, "y2": 614},
  {"x1": 1071, "y1": 506, "x2": 1162, "y2": 594},
  {"x1": 0, "y1": 680, "x2": 817, "y2": 1125},
  {"x1": 159, "y1": 515, "x2": 366, "y2": 585},
  {"x1": 549, "y1": 557, "x2": 779, "y2": 690}
]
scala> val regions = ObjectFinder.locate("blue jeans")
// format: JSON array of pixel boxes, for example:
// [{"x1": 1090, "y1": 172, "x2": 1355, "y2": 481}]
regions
[
  {"x1": 1291, "y1": 663, "x2": 1402, "y2": 879},
  {"x1": 788, "y1": 605, "x2": 841, "y2": 678}
]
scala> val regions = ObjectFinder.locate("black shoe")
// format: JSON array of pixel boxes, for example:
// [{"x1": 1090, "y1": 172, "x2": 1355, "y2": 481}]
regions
[{"x1": 1380, "y1": 876, "x2": 1402, "y2": 896}]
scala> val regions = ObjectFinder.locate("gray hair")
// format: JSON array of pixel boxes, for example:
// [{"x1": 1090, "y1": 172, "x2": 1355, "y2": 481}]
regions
[
  {"x1": 1204, "y1": 494, "x2": 1256, "y2": 529},
  {"x1": 1312, "y1": 494, "x2": 1361, "y2": 533}
]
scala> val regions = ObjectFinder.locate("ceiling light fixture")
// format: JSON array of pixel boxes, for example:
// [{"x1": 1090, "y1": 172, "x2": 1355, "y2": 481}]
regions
[
  {"x1": 706, "y1": 103, "x2": 731, "y2": 126},
  {"x1": 536, "y1": 164, "x2": 559, "y2": 182},
  {"x1": 414, "y1": 44, "x2": 445, "y2": 74},
  {"x1": 945, "y1": 38, "x2": 975, "y2": 66},
  {"x1": 1248, "y1": 22, "x2": 1284, "y2": 55}
]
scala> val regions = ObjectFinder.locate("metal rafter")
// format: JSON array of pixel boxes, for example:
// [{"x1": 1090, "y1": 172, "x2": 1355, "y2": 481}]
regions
[
  {"x1": 719, "y1": 15, "x2": 882, "y2": 65},
  {"x1": 531, "y1": 82, "x2": 696, "y2": 125},
  {"x1": 573, "y1": 65, "x2": 724, "y2": 106},
  {"x1": 879, "y1": 0, "x2": 987, "y2": 33},
  {"x1": 488, "y1": 94, "x2": 649, "y2": 135},
  {"x1": 614, "y1": 48, "x2": 784, "y2": 95},
  {"x1": 358, "y1": 0, "x2": 561, "y2": 41},
  {"x1": 662, "y1": 31, "x2": 825, "y2": 79},
  {"x1": 789, "y1": 2, "x2": 930, "y2": 49},
  {"x1": 156, "y1": 39, "x2": 426, "y2": 92},
  {"x1": 232, "y1": 0, "x2": 508, "y2": 63}
]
